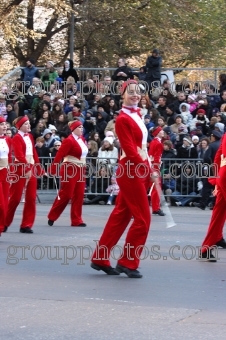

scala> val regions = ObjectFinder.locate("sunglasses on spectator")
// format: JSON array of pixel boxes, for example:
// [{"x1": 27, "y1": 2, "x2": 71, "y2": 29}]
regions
[{"x1": 55, "y1": 144, "x2": 61, "y2": 147}]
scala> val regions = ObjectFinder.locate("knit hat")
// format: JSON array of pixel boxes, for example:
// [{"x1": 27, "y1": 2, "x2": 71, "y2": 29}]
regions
[
  {"x1": 163, "y1": 126, "x2": 171, "y2": 135},
  {"x1": 212, "y1": 108, "x2": 219, "y2": 116},
  {"x1": 188, "y1": 94, "x2": 197, "y2": 101},
  {"x1": 197, "y1": 109, "x2": 206, "y2": 115},
  {"x1": 0, "y1": 117, "x2": 6, "y2": 123},
  {"x1": 183, "y1": 137, "x2": 192, "y2": 144},
  {"x1": 215, "y1": 122, "x2": 225, "y2": 133},
  {"x1": 144, "y1": 114, "x2": 150, "y2": 119},
  {"x1": 175, "y1": 114, "x2": 182, "y2": 120},
  {"x1": 14, "y1": 116, "x2": 29, "y2": 129},
  {"x1": 212, "y1": 130, "x2": 222, "y2": 139},
  {"x1": 48, "y1": 124, "x2": 57, "y2": 131},
  {"x1": 104, "y1": 136, "x2": 114, "y2": 145},
  {"x1": 152, "y1": 48, "x2": 159, "y2": 54},
  {"x1": 192, "y1": 135, "x2": 199, "y2": 142},
  {"x1": 69, "y1": 120, "x2": 82, "y2": 132}
]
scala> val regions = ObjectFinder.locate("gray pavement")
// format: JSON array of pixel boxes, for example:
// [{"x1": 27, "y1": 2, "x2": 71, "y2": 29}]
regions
[{"x1": 1, "y1": 202, "x2": 226, "y2": 339}]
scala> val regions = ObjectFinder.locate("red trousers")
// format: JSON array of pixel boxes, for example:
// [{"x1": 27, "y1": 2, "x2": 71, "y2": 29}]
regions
[
  {"x1": 0, "y1": 168, "x2": 10, "y2": 233},
  {"x1": 201, "y1": 166, "x2": 226, "y2": 252},
  {"x1": 48, "y1": 164, "x2": 86, "y2": 226},
  {"x1": 151, "y1": 177, "x2": 161, "y2": 211},
  {"x1": 92, "y1": 161, "x2": 151, "y2": 270},
  {"x1": 5, "y1": 174, "x2": 37, "y2": 229}
]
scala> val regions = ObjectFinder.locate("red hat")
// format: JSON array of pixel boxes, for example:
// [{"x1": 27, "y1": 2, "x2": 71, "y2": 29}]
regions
[
  {"x1": 69, "y1": 120, "x2": 82, "y2": 131},
  {"x1": 120, "y1": 80, "x2": 139, "y2": 95},
  {"x1": 15, "y1": 116, "x2": 29, "y2": 129},
  {"x1": 197, "y1": 109, "x2": 205, "y2": 115},
  {"x1": 0, "y1": 117, "x2": 6, "y2": 124},
  {"x1": 152, "y1": 126, "x2": 162, "y2": 137}
]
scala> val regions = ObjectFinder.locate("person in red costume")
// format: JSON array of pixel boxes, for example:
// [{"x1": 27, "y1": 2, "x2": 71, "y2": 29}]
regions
[
  {"x1": 90, "y1": 80, "x2": 152, "y2": 278},
  {"x1": 5, "y1": 116, "x2": 44, "y2": 233},
  {"x1": 148, "y1": 126, "x2": 165, "y2": 216},
  {"x1": 47, "y1": 120, "x2": 88, "y2": 227},
  {"x1": 200, "y1": 133, "x2": 226, "y2": 261},
  {"x1": 0, "y1": 117, "x2": 12, "y2": 236}
]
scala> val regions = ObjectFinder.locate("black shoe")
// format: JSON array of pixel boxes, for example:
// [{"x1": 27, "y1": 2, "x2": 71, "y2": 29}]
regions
[
  {"x1": 199, "y1": 250, "x2": 217, "y2": 262},
  {"x1": 3, "y1": 226, "x2": 8, "y2": 232},
  {"x1": 20, "y1": 227, "x2": 33, "y2": 234},
  {"x1": 152, "y1": 209, "x2": 165, "y2": 216},
  {"x1": 193, "y1": 203, "x2": 205, "y2": 210},
  {"x1": 116, "y1": 264, "x2": 143, "y2": 278},
  {"x1": 71, "y1": 223, "x2": 87, "y2": 227},
  {"x1": 48, "y1": 220, "x2": 54, "y2": 226},
  {"x1": 216, "y1": 238, "x2": 226, "y2": 249},
  {"x1": 90, "y1": 262, "x2": 120, "y2": 275}
]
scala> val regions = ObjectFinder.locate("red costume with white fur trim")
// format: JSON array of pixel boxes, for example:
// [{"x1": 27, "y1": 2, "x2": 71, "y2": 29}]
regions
[
  {"x1": 201, "y1": 133, "x2": 226, "y2": 252},
  {"x1": 148, "y1": 136, "x2": 163, "y2": 212},
  {"x1": 0, "y1": 136, "x2": 12, "y2": 234},
  {"x1": 91, "y1": 106, "x2": 151, "y2": 270},
  {"x1": 5, "y1": 132, "x2": 42, "y2": 230},
  {"x1": 48, "y1": 133, "x2": 88, "y2": 226}
]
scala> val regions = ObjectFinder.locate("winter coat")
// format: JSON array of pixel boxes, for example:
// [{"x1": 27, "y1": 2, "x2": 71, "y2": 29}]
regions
[{"x1": 146, "y1": 56, "x2": 162, "y2": 79}]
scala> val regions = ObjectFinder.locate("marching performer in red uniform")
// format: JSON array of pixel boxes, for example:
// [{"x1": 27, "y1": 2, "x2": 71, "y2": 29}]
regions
[
  {"x1": 148, "y1": 127, "x2": 165, "y2": 216},
  {"x1": 5, "y1": 116, "x2": 43, "y2": 233},
  {"x1": 91, "y1": 80, "x2": 152, "y2": 278},
  {"x1": 200, "y1": 133, "x2": 226, "y2": 261},
  {"x1": 48, "y1": 120, "x2": 88, "y2": 227},
  {"x1": 0, "y1": 117, "x2": 12, "y2": 236}
]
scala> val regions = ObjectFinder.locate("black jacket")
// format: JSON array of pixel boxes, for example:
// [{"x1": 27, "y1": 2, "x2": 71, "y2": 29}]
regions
[
  {"x1": 146, "y1": 56, "x2": 162, "y2": 79},
  {"x1": 111, "y1": 66, "x2": 133, "y2": 82}
]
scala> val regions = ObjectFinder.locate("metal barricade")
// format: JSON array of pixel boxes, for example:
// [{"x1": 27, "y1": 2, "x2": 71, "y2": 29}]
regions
[{"x1": 36, "y1": 156, "x2": 211, "y2": 203}]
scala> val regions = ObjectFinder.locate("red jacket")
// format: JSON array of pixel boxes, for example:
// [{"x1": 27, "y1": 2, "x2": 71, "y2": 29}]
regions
[
  {"x1": 208, "y1": 133, "x2": 226, "y2": 185},
  {"x1": 148, "y1": 138, "x2": 163, "y2": 170},
  {"x1": 12, "y1": 133, "x2": 41, "y2": 174},
  {"x1": 49, "y1": 134, "x2": 84, "y2": 175}
]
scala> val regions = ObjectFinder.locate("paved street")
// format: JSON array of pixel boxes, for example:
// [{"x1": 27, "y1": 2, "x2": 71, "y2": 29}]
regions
[{"x1": 1, "y1": 203, "x2": 226, "y2": 339}]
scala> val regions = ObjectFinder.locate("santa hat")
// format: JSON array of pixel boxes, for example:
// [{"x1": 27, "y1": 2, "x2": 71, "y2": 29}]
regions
[
  {"x1": 0, "y1": 117, "x2": 6, "y2": 123},
  {"x1": 69, "y1": 120, "x2": 82, "y2": 131},
  {"x1": 15, "y1": 116, "x2": 29, "y2": 129},
  {"x1": 151, "y1": 126, "x2": 162, "y2": 137},
  {"x1": 104, "y1": 137, "x2": 114, "y2": 145},
  {"x1": 197, "y1": 109, "x2": 206, "y2": 115}
]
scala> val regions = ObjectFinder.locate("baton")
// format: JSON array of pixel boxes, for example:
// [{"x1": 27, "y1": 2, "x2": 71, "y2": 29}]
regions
[{"x1": 147, "y1": 154, "x2": 176, "y2": 228}]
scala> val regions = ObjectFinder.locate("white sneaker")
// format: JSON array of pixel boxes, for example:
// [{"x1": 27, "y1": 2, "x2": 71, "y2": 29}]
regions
[
  {"x1": 175, "y1": 201, "x2": 182, "y2": 206},
  {"x1": 107, "y1": 201, "x2": 112, "y2": 205}
]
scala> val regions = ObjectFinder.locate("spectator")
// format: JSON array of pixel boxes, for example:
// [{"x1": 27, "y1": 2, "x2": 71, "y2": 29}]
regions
[
  {"x1": 145, "y1": 48, "x2": 162, "y2": 90},
  {"x1": 179, "y1": 103, "x2": 193, "y2": 130},
  {"x1": 191, "y1": 135, "x2": 200, "y2": 150},
  {"x1": 111, "y1": 58, "x2": 133, "y2": 82},
  {"x1": 104, "y1": 98, "x2": 118, "y2": 117},
  {"x1": 61, "y1": 59, "x2": 79, "y2": 83},
  {"x1": 20, "y1": 58, "x2": 40, "y2": 87},
  {"x1": 50, "y1": 140, "x2": 62, "y2": 158},
  {"x1": 156, "y1": 96, "x2": 167, "y2": 119},
  {"x1": 106, "y1": 176, "x2": 120, "y2": 205},
  {"x1": 173, "y1": 92, "x2": 187, "y2": 114},
  {"x1": 104, "y1": 112, "x2": 118, "y2": 137},
  {"x1": 165, "y1": 103, "x2": 177, "y2": 126},
  {"x1": 85, "y1": 166, "x2": 110, "y2": 205},
  {"x1": 41, "y1": 61, "x2": 58, "y2": 89},
  {"x1": 6, "y1": 103, "x2": 17, "y2": 126},
  {"x1": 170, "y1": 115, "x2": 188, "y2": 147},
  {"x1": 177, "y1": 136, "x2": 198, "y2": 159},
  {"x1": 42, "y1": 128, "x2": 58, "y2": 150},
  {"x1": 197, "y1": 137, "x2": 210, "y2": 159},
  {"x1": 89, "y1": 131, "x2": 101, "y2": 148},
  {"x1": 190, "y1": 109, "x2": 209, "y2": 133},
  {"x1": 98, "y1": 136, "x2": 118, "y2": 167},
  {"x1": 6, "y1": 128, "x2": 13, "y2": 138},
  {"x1": 31, "y1": 118, "x2": 46, "y2": 141},
  {"x1": 187, "y1": 93, "x2": 198, "y2": 113},
  {"x1": 171, "y1": 164, "x2": 199, "y2": 206}
]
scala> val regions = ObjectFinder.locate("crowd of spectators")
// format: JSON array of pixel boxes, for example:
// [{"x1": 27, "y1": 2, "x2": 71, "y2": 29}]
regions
[{"x1": 1, "y1": 56, "x2": 225, "y2": 206}]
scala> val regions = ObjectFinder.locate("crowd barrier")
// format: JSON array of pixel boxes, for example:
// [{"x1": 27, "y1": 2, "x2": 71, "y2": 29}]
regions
[{"x1": 35, "y1": 157, "x2": 212, "y2": 203}]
